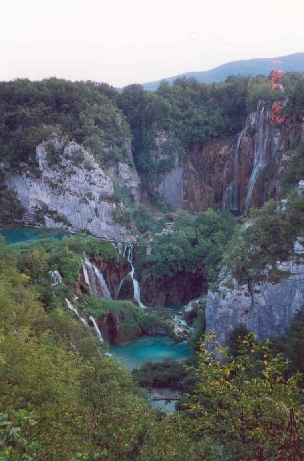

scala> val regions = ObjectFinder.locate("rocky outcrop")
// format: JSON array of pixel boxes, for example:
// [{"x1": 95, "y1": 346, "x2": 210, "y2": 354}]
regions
[
  {"x1": 80, "y1": 254, "x2": 131, "y2": 300},
  {"x1": 206, "y1": 244, "x2": 304, "y2": 345},
  {"x1": 5, "y1": 135, "x2": 140, "y2": 241},
  {"x1": 141, "y1": 266, "x2": 205, "y2": 307},
  {"x1": 97, "y1": 308, "x2": 170, "y2": 345},
  {"x1": 182, "y1": 138, "x2": 236, "y2": 213},
  {"x1": 144, "y1": 132, "x2": 185, "y2": 210}
]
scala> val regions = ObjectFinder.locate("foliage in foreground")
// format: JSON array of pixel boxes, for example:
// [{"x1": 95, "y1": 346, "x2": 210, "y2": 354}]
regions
[{"x1": 185, "y1": 333, "x2": 304, "y2": 460}]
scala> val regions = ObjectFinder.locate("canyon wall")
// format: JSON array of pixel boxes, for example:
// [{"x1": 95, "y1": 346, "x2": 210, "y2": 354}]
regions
[{"x1": 147, "y1": 102, "x2": 303, "y2": 215}]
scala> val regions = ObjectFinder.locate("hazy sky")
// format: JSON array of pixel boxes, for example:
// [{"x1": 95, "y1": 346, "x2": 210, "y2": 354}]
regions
[{"x1": 1, "y1": 0, "x2": 303, "y2": 88}]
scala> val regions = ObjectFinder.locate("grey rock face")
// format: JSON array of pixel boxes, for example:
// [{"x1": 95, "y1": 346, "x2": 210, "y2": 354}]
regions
[
  {"x1": 147, "y1": 132, "x2": 184, "y2": 210},
  {"x1": 5, "y1": 135, "x2": 140, "y2": 241},
  {"x1": 206, "y1": 257, "x2": 304, "y2": 345},
  {"x1": 108, "y1": 161, "x2": 140, "y2": 203},
  {"x1": 157, "y1": 166, "x2": 183, "y2": 210}
]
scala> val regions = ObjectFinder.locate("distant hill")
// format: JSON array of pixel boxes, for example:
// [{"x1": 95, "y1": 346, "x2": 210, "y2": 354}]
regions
[{"x1": 141, "y1": 52, "x2": 304, "y2": 92}]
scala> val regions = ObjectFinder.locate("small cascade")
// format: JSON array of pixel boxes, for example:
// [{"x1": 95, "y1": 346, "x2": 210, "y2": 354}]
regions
[
  {"x1": 82, "y1": 254, "x2": 112, "y2": 300},
  {"x1": 173, "y1": 315, "x2": 188, "y2": 327},
  {"x1": 49, "y1": 270, "x2": 62, "y2": 286},
  {"x1": 65, "y1": 298, "x2": 89, "y2": 329},
  {"x1": 244, "y1": 107, "x2": 269, "y2": 216},
  {"x1": 124, "y1": 244, "x2": 146, "y2": 309},
  {"x1": 89, "y1": 315, "x2": 104, "y2": 342}
]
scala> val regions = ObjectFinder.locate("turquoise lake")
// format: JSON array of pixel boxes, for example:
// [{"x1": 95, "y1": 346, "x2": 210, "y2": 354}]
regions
[
  {"x1": 0, "y1": 227, "x2": 66, "y2": 245},
  {"x1": 109, "y1": 336, "x2": 193, "y2": 370}
]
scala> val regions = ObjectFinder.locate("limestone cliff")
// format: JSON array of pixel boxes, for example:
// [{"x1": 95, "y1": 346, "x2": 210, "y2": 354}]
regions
[
  {"x1": 5, "y1": 135, "x2": 140, "y2": 241},
  {"x1": 206, "y1": 240, "x2": 304, "y2": 345},
  {"x1": 145, "y1": 101, "x2": 303, "y2": 215}
]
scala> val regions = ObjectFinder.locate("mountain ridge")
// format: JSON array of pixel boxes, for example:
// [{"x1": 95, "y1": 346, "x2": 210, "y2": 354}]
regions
[{"x1": 141, "y1": 52, "x2": 304, "y2": 91}]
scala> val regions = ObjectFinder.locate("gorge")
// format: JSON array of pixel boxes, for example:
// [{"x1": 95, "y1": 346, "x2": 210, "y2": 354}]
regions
[{"x1": 1, "y1": 72, "x2": 304, "y2": 459}]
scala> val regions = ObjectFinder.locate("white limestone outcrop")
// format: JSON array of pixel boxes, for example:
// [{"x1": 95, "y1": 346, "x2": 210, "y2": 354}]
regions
[
  {"x1": 5, "y1": 135, "x2": 140, "y2": 241},
  {"x1": 206, "y1": 256, "x2": 304, "y2": 345}
]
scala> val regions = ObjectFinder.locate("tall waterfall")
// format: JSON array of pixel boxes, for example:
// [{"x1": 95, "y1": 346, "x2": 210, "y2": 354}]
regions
[
  {"x1": 49, "y1": 270, "x2": 62, "y2": 286},
  {"x1": 123, "y1": 244, "x2": 146, "y2": 309},
  {"x1": 244, "y1": 107, "x2": 269, "y2": 216},
  {"x1": 230, "y1": 129, "x2": 245, "y2": 212},
  {"x1": 82, "y1": 255, "x2": 112, "y2": 300},
  {"x1": 65, "y1": 298, "x2": 89, "y2": 329},
  {"x1": 89, "y1": 315, "x2": 104, "y2": 342}
]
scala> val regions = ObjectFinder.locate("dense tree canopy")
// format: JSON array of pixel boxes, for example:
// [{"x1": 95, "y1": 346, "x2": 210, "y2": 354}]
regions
[{"x1": 0, "y1": 78, "x2": 130, "y2": 171}]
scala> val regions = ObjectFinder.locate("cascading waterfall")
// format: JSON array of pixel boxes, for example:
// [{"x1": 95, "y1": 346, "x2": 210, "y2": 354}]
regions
[
  {"x1": 82, "y1": 254, "x2": 112, "y2": 300},
  {"x1": 49, "y1": 270, "x2": 62, "y2": 286},
  {"x1": 244, "y1": 107, "x2": 269, "y2": 216},
  {"x1": 124, "y1": 244, "x2": 146, "y2": 309},
  {"x1": 65, "y1": 298, "x2": 89, "y2": 329},
  {"x1": 89, "y1": 315, "x2": 104, "y2": 342}
]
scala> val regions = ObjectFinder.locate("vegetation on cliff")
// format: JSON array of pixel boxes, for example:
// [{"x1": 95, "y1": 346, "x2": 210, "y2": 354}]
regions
[
  {"x1": 0, "y1": 78, "x2": 130, "y2": 172},
  {"x1": 224, "y1": 185, "x2": 304, "y2": 285},
  {"x1": 136, "y1": 208, "x2": 237, "y2": 291}
]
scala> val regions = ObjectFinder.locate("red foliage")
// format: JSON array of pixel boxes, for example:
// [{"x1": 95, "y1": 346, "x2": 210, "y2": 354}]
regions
[{"x1": 271, "y1": 104, "x2": 284, "y2": 124}]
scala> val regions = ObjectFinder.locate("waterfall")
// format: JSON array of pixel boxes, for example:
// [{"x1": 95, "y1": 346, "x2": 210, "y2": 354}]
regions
[
  {"x1": 117, "y1": 242, "x2": 123, "y2": 255},
  {"x1": 49, "y1": 270, "x2": 62, "y2": 286},
  {"x1": 82, "y1": 258, "x2": 90, "y2": 286},
  {"x1": 230, "y1": 129, "x2": 245, "y2": 212},
  {"x1": 173, "y1": 315, "x2": 188, "y2": 327},
  {"x1": 244, "y1": 107, "x2": 269, "y2": 216},
  {"x1": 116, "y1": 278, "x2": 125, "y2": 299},
  {"x1": 92, "y1": 265, "x2": 112, "y2": 300},
  {"x1": 65, "y1": 298, "x2": 89, "y2": 329},
  {"x1": 222, "y1": 186, "x2": 232, "y2": 210},
  {"x1": 89, "y1": 315, "x2": 104, "y2": 342},
  {"x1": 124, "y1": 244, "x2": 146, "y2": 309},
  {"x1": 82, "y1": 255, "x2": 112, "y2": 300}
]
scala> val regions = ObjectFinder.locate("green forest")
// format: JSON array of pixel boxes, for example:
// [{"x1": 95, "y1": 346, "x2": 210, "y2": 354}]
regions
[{"x1": 1, "y1": 70, "x2": 304, "y2": 459}]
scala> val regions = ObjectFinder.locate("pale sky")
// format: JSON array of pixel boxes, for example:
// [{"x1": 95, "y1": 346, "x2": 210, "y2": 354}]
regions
[{"x1": 1, "y1": 0, "x2": 303, "y2": 88}]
